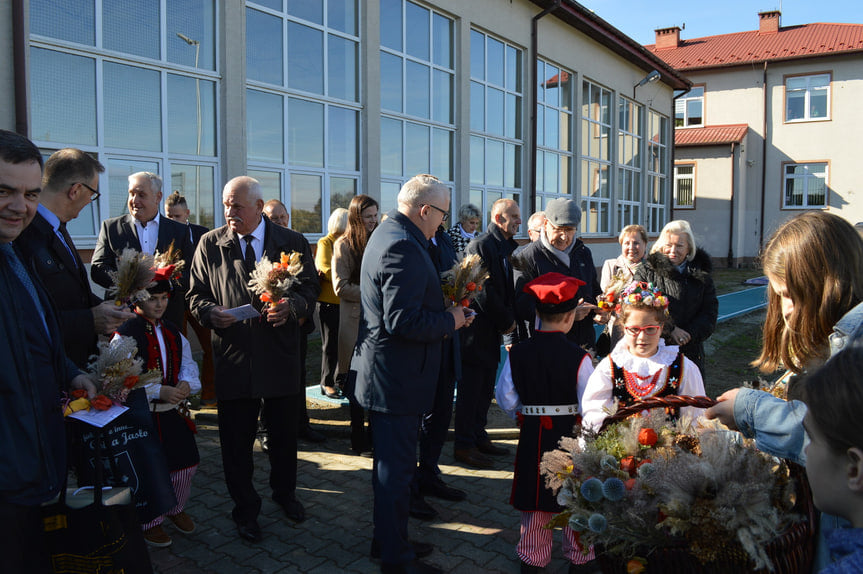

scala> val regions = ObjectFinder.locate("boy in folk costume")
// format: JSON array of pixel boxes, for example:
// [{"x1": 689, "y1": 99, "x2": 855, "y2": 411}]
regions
[
  {"x1": 117, "y1": 265, "x2": 201, "y2": 547},
  {"x1": 496, "y1": 272, "x2": 596, "y2": 573}
]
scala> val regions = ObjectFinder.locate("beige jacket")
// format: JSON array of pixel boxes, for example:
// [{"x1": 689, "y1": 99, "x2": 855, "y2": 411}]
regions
[{"x1": 332, "y1": 236, "x2": 361, "y2": 375}]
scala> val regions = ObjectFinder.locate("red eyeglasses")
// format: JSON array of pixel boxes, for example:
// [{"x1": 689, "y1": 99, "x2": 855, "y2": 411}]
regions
[{"x1": 624, "y1": 325, "x2": 661, "y2": 336}]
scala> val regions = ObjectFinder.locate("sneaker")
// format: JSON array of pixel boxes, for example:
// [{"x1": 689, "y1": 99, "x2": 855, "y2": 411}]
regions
[
  {"x1": 143, "y1": 525, "x2": 172, "y2": 547},
  {"x1": 168, "y1": 511, "x2": 196, "y2": 534}
]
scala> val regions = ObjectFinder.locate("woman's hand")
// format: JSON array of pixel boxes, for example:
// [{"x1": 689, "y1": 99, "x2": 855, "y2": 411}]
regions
[
  {"x1": 705, "y1": 388, "x2": 740, "y2": 430},
  {"x1": 670, "y1": 326, "x2": 691, "y2": 346}
]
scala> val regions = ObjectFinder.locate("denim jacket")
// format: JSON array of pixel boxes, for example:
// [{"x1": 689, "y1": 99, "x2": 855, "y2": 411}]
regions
[
  {"x1": 822, "y1": 528, "x2": 863, "y2": 574},
  {"x1": 732, "y1": 301, "x2": 863, "y2": 572}
]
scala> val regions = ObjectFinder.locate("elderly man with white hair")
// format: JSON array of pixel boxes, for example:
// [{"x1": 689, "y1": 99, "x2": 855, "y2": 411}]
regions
[
  {"x1": 188, "y1": 176, "x2": 320, "y2": 542},
  {"x1": 91, "y1": 171, "x2": 194, "y2": 327}
]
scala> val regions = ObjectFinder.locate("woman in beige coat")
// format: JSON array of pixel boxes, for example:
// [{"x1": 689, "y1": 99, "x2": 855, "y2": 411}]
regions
[{"x1": 332, "y1": 194, "x2": 378, "y2": 454}]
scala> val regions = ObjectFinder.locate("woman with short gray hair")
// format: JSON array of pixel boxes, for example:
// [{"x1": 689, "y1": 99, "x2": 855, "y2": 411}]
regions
[{"x1": 447, "y1": 203, "x2": 481, "y2": 256}]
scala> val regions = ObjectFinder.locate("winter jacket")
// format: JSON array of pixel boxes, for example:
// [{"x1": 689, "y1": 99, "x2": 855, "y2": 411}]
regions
[
  {"x1": 513, "y1": 237, "x2": 601, "y2": 348},
  {"x1": 634, "y1": 248, "x2": 718, "y2": 371}
]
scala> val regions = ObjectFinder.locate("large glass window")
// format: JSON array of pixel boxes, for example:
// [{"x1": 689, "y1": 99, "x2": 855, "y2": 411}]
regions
[
  {"x1": 247, "y1": 0, "x2": 361, "y2": 234},
  {"x1": 580, "y1": 80, "x2": 611, "y2": 235},
  {"x1": 647, "y1": 111, "x2": 669, "y2": 233},
  {"x1": 470, "y1": 30, "x2": 522, "y2": 224},
  {"x1": 785, "y1": 74, "x2": 830, "y2": 122},
  {"x1": 783, "y1": 162, "x2": 827, "y2": 208},
  {"x1": 617, "y1": 96, "x2": 643, "y2": 229},
  {"x1": 535, "y1": 60, "x2": 573, "y2": 212},
  {"x1": 675, "y1": 86, "x2": 703, "y2": 128},
  {"x1": 380, "y1": 2, "x2": 455, "y2": 211},
  {"x1": 674, "y1": 163, "x2": 695, "y2": 209},
  {"x1": 29, "y1": 0, "x2": 220, "y2": 237}
]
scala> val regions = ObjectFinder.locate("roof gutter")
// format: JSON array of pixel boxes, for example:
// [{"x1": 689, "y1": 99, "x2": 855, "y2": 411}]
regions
[
  {"x1": 12, "y1": 0, "x2": 28, "y2": 135},
  {"x1": 728, "y1": 141, "x2": 737, "y2": 267},
  {"x1": 530, "y1": 0, "x2": 562, "y2": 215}
]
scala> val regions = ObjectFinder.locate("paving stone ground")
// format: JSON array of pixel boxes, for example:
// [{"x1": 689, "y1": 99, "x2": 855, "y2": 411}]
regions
[{"x1": 146, "y1": 399, "x2": 591, "y2": 574}]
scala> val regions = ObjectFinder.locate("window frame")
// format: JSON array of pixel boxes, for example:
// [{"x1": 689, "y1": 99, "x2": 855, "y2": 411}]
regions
[
  {"x1": 674, "y1": 84, "x2": 704, "y2": 128},
  {"x1": 535, "y1": 58, "x2": 575, "y2": 212},
  {"x1": 673, "y1": 162, "x2": 696, "y2": 209},
  {"x1": 784, "y1": 72, "x2": 831, "y2": 123},
  {"x1": 781, "y1": 160, "x2": 829, "y2": 210}
]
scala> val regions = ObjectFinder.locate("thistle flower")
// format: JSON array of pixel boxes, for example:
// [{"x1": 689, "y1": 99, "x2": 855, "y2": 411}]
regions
[
  {"x1": 637, "y1": 462, "x2": 656, "y2": 480},
  {"x1": 588, "y1": 513, "x2": 608, "y2": 533},
  {"x1": 557, "y1": 486, "x2": 574, "y2": 506},
  {"x1": 580, "y1": 478, "x2": 604, "y2": 502},
  {"x1": 600, "y1": 454, "x2": 619, "y2": 472},
  {"x1": 602, "y1": 478, "x2": 626, "y2": 502}
]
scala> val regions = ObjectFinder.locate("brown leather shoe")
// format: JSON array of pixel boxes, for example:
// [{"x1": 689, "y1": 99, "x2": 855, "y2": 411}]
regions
[
  {"x1": 143, "y1": 524, "x2": 172, "y2": 547},
  {"x1": 453, "y1": 447, "x2": 493, "y2": 469},
  {"x1": 477, "y1": 440, "x2": 510, "y2": 456},
  {"x1": 168, "y1": 511, "x2": 196, "y2": 534}
]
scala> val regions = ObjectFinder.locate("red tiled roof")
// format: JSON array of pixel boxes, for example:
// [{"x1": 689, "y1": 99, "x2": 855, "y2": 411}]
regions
[
  {"x1": 647, "y1": 23, "x2": 863, "y2": 71},
  {"x1": 675, "y1": 124, "x2": 749, "y2": 146}
]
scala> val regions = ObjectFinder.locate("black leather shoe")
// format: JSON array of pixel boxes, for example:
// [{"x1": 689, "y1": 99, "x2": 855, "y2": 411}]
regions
[
  {"x1": 321, "y1": 384, "x2": 343, "y2": 399},
  {"x1": 419, "y1": 477, "x2": 466, "y2": 502},
  {"x1": 408, "y1": 495, "x2": 438, "y2": 521},
  {"x1": 370, "y1": 539, "x2": 433, "y2": 559},
  {"x1": 568, "y1": 560, "x2": 599, "y2": 573},
  {"x1": 454, "y1": 447, "x2": 493, "y2": 469},
  {"x1": 278, "y1": 498, "x2": 306, "y2": 523},
  {"x1": 231, "y1": 509, "x2": 262, "y2": 543},
  {"x1": 298, "y1": 425, "x2": 326, "y2": 443},
  {"x1": 477, "y1": 440, "x2": 510, "y2": 456},
  {"x1": 381, "y1": 559, "x2": 443, "y2": 574},
  {"x1": 521, "y1": 561, "x2": 544, "y2": 573}
]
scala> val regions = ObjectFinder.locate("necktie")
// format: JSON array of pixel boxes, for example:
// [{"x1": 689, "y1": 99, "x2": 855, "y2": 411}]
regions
[
  {"x1": 57, "y1": 222, "x2": 79, "y2": 268},
  {"x1": 244, "y1": 236, "x2": 256, "y2": 273},
  {"x1": 0, "y1": 243, "x2": 50, "y2": 336}
]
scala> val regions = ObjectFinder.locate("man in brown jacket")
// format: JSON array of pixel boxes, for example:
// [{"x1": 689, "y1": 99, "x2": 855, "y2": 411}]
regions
[{"x1": 187, "y1": 176, "x2": 320, "y2": 542}]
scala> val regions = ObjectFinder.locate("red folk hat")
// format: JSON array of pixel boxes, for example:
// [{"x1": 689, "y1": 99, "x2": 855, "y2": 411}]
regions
[{"x1": 523, "y1": 272, "x2": 585, "y2": 313}]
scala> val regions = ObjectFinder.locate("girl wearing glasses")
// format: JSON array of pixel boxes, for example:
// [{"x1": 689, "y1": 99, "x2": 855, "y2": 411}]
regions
[{"x1": 580, "y1": 282, "x2": 706, "y2": 430}]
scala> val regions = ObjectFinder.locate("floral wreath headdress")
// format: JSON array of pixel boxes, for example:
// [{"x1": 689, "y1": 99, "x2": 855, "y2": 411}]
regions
[{"x1": 598, "y1": 281, "x2": 669, "y2": 314}]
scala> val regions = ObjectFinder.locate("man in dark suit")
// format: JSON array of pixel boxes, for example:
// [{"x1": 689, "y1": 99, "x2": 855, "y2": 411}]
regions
[
  {"x1": 353, "y1": 174, "x2": 472, "y2": 574},
  {"x1": 91, "y1": 172, "x2": 194, "y2": 328},
  {"x1": 18, "y1": 148, "x2": 134, "y2": 367},
  {"x1": 0, "y1": 129, "x2": 96, "y2": 571},
  {"x1": 188, "y1": 176, "x2": 320, "y2": 543},
  {"x1": 454, "y1": 198, "x2": 521, "y2": 469},
  {"x1": 164, "y1": 190, "x2": 215, "y2": 404}
]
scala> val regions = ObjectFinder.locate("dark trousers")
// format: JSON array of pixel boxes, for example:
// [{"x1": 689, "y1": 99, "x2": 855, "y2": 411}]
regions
[
  {"x1": 454, "y1": 362, "x2": 497, "y2": 450},
  {"x1": 218, "y1": 395, "x2": 300, "y2": 523},
  {"x1": 0, "y1": 500, "x2": 52, "y2": 573},
  {"x1": 370, "y1": 410, "x2": 420, "y2": 565},
  {"x1": 318, "y1": 302, "x2": 340, "y2": 389},
  {"x1": 417, "y1": 373, "x2": 456, "y2": 483}
]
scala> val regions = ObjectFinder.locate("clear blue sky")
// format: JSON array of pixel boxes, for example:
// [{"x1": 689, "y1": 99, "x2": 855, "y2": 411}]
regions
[{"x1": 576, "y1": 0, "x2": 863, "y2": 46}]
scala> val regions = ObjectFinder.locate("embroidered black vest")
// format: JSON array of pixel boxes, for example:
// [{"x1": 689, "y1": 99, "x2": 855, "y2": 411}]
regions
[
  {"x1": 118, "y1": 315, "x2": 181, "y2": 388},
  {"x1": 611, "y1": 352, "x2": 684, "y2": 412}
]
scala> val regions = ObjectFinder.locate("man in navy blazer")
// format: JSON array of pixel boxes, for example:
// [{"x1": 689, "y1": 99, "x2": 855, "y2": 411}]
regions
[
  {"x1": 91, "y1": 172, "x2": 194, "y2": 328},
  {"x1": 18, "y1": 148, "x2": 134, "y2": 367},
  {"x1": 353, "y1": 174, "x2": 473, "y2": 574}
]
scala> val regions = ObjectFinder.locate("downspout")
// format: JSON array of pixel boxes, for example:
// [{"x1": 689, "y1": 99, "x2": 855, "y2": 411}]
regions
[
  {"x1": 758, "y1": 61, "x2": 768, "y2": 248},
  {"x1": 728, "y1": 142, "x2": 736, "y2": 267},
  {"x1": 530, "y1": 0, "x2": 561, "y2": 214},
  {"x1": 669, "y1": 87, "x2": 691, "y2": 221},
  {"x1": 12, "y1": 0, "x2": 28, "y2": 135}
]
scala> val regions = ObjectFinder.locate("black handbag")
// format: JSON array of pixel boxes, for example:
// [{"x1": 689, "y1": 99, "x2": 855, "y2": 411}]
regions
[{"x1": 42, "y1": 426, "x2": 153, "y2": 574}]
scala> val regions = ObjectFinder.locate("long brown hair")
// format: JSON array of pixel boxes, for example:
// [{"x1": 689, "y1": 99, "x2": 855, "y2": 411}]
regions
[
  {"x1": 753, "y1": 212, "x2": 863, "y2": 374},
  {"x1": 343, "y1": 194, "x2": 378, "y2": 281}
]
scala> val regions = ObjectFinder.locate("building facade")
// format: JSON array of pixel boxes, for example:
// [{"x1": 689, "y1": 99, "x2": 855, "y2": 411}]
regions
[
  {"x1": 3, "y1": 0, "x2": 687, "y2": 264},
  {"x1": 650, "y1": 11, "x2": 863, "y2": 266}
]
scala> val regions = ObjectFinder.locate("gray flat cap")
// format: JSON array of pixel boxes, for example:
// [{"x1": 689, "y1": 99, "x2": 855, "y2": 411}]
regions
[{"x1": 545, "y1": 198, "x2": 582, "y2": 227}]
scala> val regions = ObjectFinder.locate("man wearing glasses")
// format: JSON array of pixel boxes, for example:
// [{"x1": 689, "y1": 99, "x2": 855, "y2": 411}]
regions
[
  {"x1": 91, "y1": 171, "x2": 194, "y2": 328},
  {"x1": 17, "y1": 148, "x2": 134, "y2": 367}
]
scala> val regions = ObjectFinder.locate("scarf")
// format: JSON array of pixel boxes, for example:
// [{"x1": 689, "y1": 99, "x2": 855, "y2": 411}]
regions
[{"x1": 540, "y1": 228, "x2": 577, "y2": 267}]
